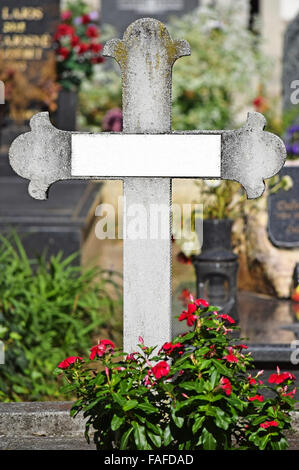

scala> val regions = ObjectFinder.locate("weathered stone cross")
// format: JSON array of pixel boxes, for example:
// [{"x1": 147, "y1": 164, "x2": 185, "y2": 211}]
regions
[{"x1": 9, "y1": 19, "x2": 286, "y2": 353}]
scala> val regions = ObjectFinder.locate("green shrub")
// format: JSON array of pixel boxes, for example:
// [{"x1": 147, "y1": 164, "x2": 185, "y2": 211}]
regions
[{"x1": 0, "y1": 232, "x2": 121, "y2": 402}]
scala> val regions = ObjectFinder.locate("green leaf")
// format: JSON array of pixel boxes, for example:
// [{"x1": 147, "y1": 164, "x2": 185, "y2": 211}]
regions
[
  {"x1": 163, "y1": 425, "x2": 173, "y2": 447},
  {"x1": 111, "y1": 413, "x2": 125, "y2": 431},
  {"x1": 210, "y1": 370, "x2": 218, "y2": 389},
  {"x1": 171, "y1": 409, "x2": 184, "y2": 428},
  {"x1": 200, "y1": 427, "x2": 217, "y2": 450},
  {"x1": 192, "y1": 416, "x2": 205, "y2": 433},
  {"x1": 120, "y1": 427, "x2": 133, "y2": 450},
  {"x1": 123, "y1": 400, "x2": 138, "y2": 411},
  {"x1": 132, "y1": 421, "x2": 149, "y2": 450},
  {"x1": 147, "y1": 430, "x2": 162, "y2": 448},
  {"x1": 138, "y1": 402, "x2": 158, "y2": 414}
]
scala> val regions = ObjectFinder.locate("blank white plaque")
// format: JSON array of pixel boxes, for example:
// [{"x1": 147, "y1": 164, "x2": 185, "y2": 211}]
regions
[{"x1": 71, "y1": 133, "x2": 221, "y2": 178}]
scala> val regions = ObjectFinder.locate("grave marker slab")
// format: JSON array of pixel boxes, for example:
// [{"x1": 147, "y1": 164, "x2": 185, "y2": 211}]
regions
[
  {"x1": 9, "y1": 18, "x2": 287, "y2": 352},
  {"x1": 101, "y1": 0, "x2": 199, "y2": 35},
  {"x1": 268, "y1": 165, "x2": 299, "y2": 248}
]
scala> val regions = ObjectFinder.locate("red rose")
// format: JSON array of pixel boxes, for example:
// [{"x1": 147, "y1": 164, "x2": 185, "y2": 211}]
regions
[
  {"x1": 248, "y1": 394, "x2": 264, "y2": 402},
  {"x1": 81, "y1": 14, "x2": 91, "y2": 24},
  {"x1": 77, "y1": 43, "x2": 89, "y2": 54},
  {"x1": 220, "y1": 377, "x2": 232, "y2": 396},
  {"x1": 54, "y1": 23, "x2": 75, "y2": 40},
  {"x1": 151, "y1": 361, "x2": 170, "y2": 379},
  {"x1": 89, "y1": 339, "x2": 115, "y2": 360},
  {"x1": 71, "y1": 35, "x2": 80, "y2": 47},
  {"x1": 58, "y1": 356, "x2": 83, "y2": 369},
  {"x1": 89, "y1": 43, "x2": 103, "y2": 53},
  {"x1": 61, "y1": 10, "x2": 72, "y2": 21},
  {"x1": 57, "y1": 47, "x2": 70, "y2": 59},
  {"x1": 260, "y1": 421, "x2": 278, "y2": 429},
  {"x1": 86, "y1": 25, "x2": 99, "y2": 38}
]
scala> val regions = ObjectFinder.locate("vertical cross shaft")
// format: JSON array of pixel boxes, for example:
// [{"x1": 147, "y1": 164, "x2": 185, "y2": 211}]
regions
[{"x1": 104, "y1": 19, "x2": 190, "y2": 352}]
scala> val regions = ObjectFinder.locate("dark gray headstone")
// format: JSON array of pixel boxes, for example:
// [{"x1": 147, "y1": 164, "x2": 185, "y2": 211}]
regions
[
  {"x1": 268, "y1": 166, "x2": 299, "y2": 248},
  {"x1": 101, "y1": 0, "x2": 199, "y2": 35},
  {"x1": 0, "y1": 0, "x2": 60, "y2": 174},
  {"x1": 282, "y1": 12, "x2": 299, "y2": 113}
]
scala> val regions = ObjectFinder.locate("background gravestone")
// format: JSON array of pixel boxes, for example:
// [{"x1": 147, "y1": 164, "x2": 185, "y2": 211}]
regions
[
  {"x1": 101, "y1": 0, "x2": 199, "y2": 35},
  {"x1": 268, "y1": 165, "x2": 299, "y2": 248},
  {"x1": 0, "y1": 0, "x2": 101, "y2": 260}
]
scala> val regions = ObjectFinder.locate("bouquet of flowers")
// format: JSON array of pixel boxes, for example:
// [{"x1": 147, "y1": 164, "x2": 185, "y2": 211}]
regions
[{"x1": 53, "y1": 0, "x2": 104, "y2": 91}]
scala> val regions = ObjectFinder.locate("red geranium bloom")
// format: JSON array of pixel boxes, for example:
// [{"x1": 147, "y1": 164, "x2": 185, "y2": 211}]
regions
[
  {"x1": 223, "y1": 347, "x2": 238, "y2": 363},
  {"x1": 81, "y1": 14, "x2": 91, "y2": 24},
  {"x1": 194, "y1": 298, "x2": 209, "y2": 308},
  {"x1": 269, "y1": 367, "x2": 296, "y2": 385},
  {"x1": 89, "y1": 339, "x2": 115, "y2": 360},
  {"x1": 151, "y1": 361, "x2": 170, "y2": 379},
  {"x1": 260, "y1": 420, "x2": 278, "y2": 429},
  {"x1": 58, "y1": 356, "x2": 83, "y2": 369},
  {"x1": 86, "y1": 25, "x2": 99, "y2": 38},
  {"x1": 248, "y1": 394, "x2": 264, "y2": 402},
  {"x1": 220, "y1": 377, "x2": 232, "y2": 396},
  {"x1": 178, "y1": 303, "x2": 198, "y2": 326},
  {"x1": 57, "y1": 47, "x2": 70, "y2": 59},
  {"x1": 217, "y1": 314, "x2": 235, "y2": 324}
]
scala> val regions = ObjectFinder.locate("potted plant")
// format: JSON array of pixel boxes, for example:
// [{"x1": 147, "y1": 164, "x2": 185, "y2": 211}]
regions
[{"x1": 52, "y1": 0, "x2": 105, "y2": 130}]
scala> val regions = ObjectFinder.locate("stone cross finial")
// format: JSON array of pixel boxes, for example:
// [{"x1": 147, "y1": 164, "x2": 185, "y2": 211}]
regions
[{"x1": 8, "y1": 19, "x2": 286, "y2": 352}]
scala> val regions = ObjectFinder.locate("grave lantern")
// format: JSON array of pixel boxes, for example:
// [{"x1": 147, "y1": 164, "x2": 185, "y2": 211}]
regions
[{"x1": 192, "y1": 219, "x2": 239, "y2": 321}]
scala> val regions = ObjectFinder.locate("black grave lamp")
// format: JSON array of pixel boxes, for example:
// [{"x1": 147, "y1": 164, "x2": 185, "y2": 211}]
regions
[{"x1": 191, "y1": 219, "x2": 239, "y2": 322}]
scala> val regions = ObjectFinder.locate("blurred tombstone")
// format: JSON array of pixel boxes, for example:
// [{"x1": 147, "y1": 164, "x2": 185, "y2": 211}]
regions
[
  {"x1": 0, "y1": 0, "x2": 101, "y2": 260},
  {"x1": 100, "y1": 0, "x2": 199, "y2": 35}
]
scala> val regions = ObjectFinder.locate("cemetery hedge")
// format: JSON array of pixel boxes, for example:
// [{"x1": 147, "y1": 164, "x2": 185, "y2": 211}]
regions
[{"x1": 0, "y1": 233, "x2": 121, "y2": 402}]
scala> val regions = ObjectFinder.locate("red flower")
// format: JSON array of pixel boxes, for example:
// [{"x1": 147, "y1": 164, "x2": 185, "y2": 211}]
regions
[
  {"x1": 81, "y1": 14, "x2": 91, "y2": 24},
  {"x1": 253, "y1": 96, "x2": 268, "y2": 113},
  {"x1": 151, "y1": 361, "x2": 170, "y2": 379},
  {"x1": 223, "y1": 347, "x2": 238, "y2": 363},
  {"x1": 194, "y1": 298, "x2": 209, "y2": 309},
  {"x1": 269, "y1": 368, "x2": 296, "y2": 385},
  {"x1": 248, "y1": 394, "x2": 264, "y2": 402},
  {"x1": 178, "y1": 303, "x2": 198, "y2": 326},
  {"x1": 248, "y1": 377, "x2": 256, "y2": 385},
  {"x1": 71, "y1": 35, "x2": 80, "y2": 47},
  {"x1": 217, "y1": 314, "x2": 235, "y2": 324},
  {"x1": 86, "y1": 25, "x2": 99, "y2": 38},
  {"x1": 260, "y1": 421, "x2": 278, "y2": 429},
  {"x1": 89, "y1": 43, "x2": 103, "y2": 53},
  {"x1": 57, "y1": 47, "x2": 70, "y2": 59},
  {"x1": 89, "y1": 339, "x2": 115, "y2": 360},
  {"x1": 61, "y1": 10, "x2": 72, "y2": 21},
  {"x1": 159, "y1": 342, "x2": 183, "y2": 356},
  {"x1": 54, "y1": 23, "x2": 75, "y2": 40},
  {"x1": 235, "y1": 344, "x2": 248, "y2": 350},
  {"x1": 77, "y1": 43, "x2": 89, "y2": 54},
  {"x1": 58, "y1": 356, "x2": 83, "y2": 369},
  {"x1": 220, "y1": 377, "x2": 232, "y2": 396},
  {"x1": 126, "y1": 352, "x2": 137, "y2": 362},
  {"x1": 178, "y1": 289, "x2": 193, "y2": 306}
]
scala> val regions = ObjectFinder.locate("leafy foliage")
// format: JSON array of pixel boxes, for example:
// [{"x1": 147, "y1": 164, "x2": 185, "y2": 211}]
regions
[
  {"x1": 0, "y1": 232, "x2": 121, "y2": 401},
  {"x1": 59, "y1": 299, "x2": 296, "y2": 450}
]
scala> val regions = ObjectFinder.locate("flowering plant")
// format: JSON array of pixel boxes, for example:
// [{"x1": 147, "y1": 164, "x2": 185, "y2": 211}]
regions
[
  {"x1": 53, "y1": 0, "x2": 104, "y2": 91},
  {"x1": 58, "y1": 298, "x2": 296, "y2": 450}
]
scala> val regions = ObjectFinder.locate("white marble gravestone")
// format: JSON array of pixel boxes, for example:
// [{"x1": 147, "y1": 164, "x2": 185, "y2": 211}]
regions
[{"x1": 9, "y1": 19, "x2": 286, "y2": 352}]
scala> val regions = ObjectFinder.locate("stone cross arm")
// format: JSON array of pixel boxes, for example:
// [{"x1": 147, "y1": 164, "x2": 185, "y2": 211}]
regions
[{"x1": 9, "y1": 110, "x2": 285, "y2": 200}]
